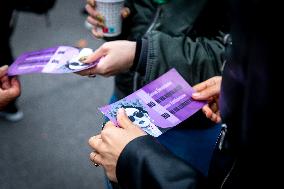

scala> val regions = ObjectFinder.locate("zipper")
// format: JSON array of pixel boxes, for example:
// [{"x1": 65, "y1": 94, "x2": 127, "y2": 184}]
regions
[
  {"x1": 218, "y1": 123, "x2": 235, "y2": 189},
  {"x1": 220, "y1": 160, "x2": 236, "y2": 189},
  {"x1": 133, "y1": 5, "x2": 162, "y2": 92},
  {"x1": 144, "y1": 6, "x2": 162, "y2": 36}
]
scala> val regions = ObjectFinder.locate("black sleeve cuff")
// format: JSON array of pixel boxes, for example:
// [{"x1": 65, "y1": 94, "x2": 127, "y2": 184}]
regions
[
  {"x1": 116, "y1": 135, "x2": 200, "y2": 189},
  {"x1": 131, "y1": 39, "x2": 142, "y2": 71},
  {"x1": 116, "y1": 135, "x2": 156, "y2": 187},
  {"x1": 130, "y1": 38, "x2": 148, "y2": 76}
]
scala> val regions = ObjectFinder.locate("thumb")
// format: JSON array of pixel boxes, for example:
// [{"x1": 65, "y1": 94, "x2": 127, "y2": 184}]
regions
[
  {"x1": 9, "y1": 77, "x2": 21, "y2": 97},
  {"x1": 11, "y1": 77, "x2": 21, "y2": 90},
  {"x1": 192, "y1": 77, "x2": 221, "y2": 100},
  {"x1": 83, "y1": 46, "x2": 106, "y2": 64},
  {"x1": 117, "y1": 108, "x2": 133, "y2": 129},
  {"x1": 0, "y1": 65, "x2": 8, "y2": 78},
  {"x1": 192, "y1": 86, "x2": 217, "y2": 101}
]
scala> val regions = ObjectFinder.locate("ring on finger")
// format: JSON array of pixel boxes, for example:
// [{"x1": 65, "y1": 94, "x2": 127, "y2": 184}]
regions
[
  {"x1": 91, "y1": 153, "x2": 100, "y2": 167},
  {"x1": 87, "y1": 69, "x2": 96, "y2": 77},
  {"x1": 88, "y1": 74, "x2": 96, "y2": 78}
]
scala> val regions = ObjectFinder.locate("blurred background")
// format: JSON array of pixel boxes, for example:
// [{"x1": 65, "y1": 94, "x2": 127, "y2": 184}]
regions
[{"x1": 0, "y1": 0, "x2": 112, "y2": 188}]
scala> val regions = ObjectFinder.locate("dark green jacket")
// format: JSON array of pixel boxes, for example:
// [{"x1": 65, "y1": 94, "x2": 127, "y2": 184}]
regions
[{"x1": 115, "y1": 0, "x2": 229, "y2": 99}]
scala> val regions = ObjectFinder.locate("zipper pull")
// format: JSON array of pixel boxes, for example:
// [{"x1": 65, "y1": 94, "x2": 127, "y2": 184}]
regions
[{"x1": 218, "y1": 124, "x2": 227, "y2": 150}]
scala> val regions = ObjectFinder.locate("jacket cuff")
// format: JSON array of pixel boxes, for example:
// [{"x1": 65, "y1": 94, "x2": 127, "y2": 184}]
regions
[
  {"x1": 116, "y1": 135, "x2": 155, "y2": 184},
  {"x1": 116, "y1": 135, "x2": 200, "y2": 189},
  {"x1": 130, "y1": 38, "x2": 148, "y2": 75}
]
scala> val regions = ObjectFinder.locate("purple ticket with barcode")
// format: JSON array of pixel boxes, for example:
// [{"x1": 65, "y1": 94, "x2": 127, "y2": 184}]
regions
[
  {"x1": 99, "y1": 69, "x2": 206, "y2": 137},
  {"x1": 7, "y1": 46, "x2": 98, "y2": 76}
]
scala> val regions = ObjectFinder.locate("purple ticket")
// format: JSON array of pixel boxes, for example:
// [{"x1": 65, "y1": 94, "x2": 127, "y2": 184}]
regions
[
  {"x1": 100, "y1": 69, "x2": 206, "y2": 137},
  {"x1": 8, "y1": 46, "x2": 99, "y2": 76}
]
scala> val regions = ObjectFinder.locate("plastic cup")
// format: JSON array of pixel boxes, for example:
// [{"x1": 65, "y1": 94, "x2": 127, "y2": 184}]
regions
[{"x1": 96, "y1": 0, "x2": 124, "y2": 37}]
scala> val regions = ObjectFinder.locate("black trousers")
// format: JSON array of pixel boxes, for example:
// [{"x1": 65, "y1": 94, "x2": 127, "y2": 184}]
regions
[{"x1": 0, "y1": 4, "x2": 14, "y2": 66}]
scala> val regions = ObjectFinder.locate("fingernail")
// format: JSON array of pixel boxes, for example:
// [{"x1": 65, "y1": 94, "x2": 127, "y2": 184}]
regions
[
  {"x1": 118, "y1": 108, "x2": 125, "y2": 115},
  {"x1": 0, "y1": 65, "x2": 9, "y2": 70},
  {"x1": 192, "y1": 93, "x2": 200, "y2": 97}
]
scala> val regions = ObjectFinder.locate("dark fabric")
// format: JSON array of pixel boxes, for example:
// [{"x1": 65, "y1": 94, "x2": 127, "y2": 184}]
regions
[
  {"x1": 219, "y1": 0, "x2": 280, "y2": 188},
  {"x1": 130, "y1": 39, "x2": 142, "y2": 72},
  {"x1": 0, "y1": 3, "x2": 14, "y2": 66},
  {"x1": 157, "y1": 122, "x2": 222, "y2": 176},
  {"x1": 137, "y1": 38, "x2": 148, "y2": 76},
  {"x1": 117, "y1": 135, "x2": 202, "y2": 189},
  {"x1": 114, "y1": 0, "x2": 158, "y2": 99},
  {"x1": 142, "y1": 30, "x2": 225, "y2": 87},
  {"x1": 114, "y1": 72, "x2": 135, "y2": 100}
]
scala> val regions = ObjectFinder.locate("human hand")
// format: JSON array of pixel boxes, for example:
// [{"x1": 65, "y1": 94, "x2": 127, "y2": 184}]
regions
[
  {"x1": 77, "y1": 41, "x2": 136, "y2": 77},
  {"x1": 85, "y1": 0, "x2": 130, "y2": 38},
  {"x1": 0, "y1": 65, "x2": 21, "y2": 110},
  {"x1": 192, "y1": 76, "x2": 222, "y2": 123},
  {"x1": 88, "y1": 108, "x2": 146, "y2": 182}
]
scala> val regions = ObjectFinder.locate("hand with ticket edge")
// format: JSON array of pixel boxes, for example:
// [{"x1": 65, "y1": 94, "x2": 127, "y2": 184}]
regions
[
  {"x1": 192, "y1": 76, "x2": 222, "y2": 123},
  {"x1": 77, "y1": 41, "x2": 136, "y2": 77},
  {"x1": 0, "y1": 65, "x2": 21, "y2": 110},
  {"x1": 85, "y1": 0, "x2": 131, "y2": 38},
  {"x1": 88, "y1": 108, "x2": 146, "y2": 182}
]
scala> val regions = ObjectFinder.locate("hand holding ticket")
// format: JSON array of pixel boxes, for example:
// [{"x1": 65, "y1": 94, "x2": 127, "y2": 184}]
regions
[
  {"x1": 8, "y1": 46, "x2": 99, "y2": 76},
  {"x1": 99, "y1": 69, "x2": 206, "y2": 137}
]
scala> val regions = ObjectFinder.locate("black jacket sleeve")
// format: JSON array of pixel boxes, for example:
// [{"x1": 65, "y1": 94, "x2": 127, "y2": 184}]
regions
[
  {"x1": 116, "y1": 135, "x2": 202, "y2": 189},
  {"x1": 142, "y1": 31, "x2": 226, "y2": 86}
]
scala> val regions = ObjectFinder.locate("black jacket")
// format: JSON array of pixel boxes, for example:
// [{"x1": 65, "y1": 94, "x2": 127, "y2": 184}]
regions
[{"x1": 219, "y1": 0, "x2": 279, "y2": 188}]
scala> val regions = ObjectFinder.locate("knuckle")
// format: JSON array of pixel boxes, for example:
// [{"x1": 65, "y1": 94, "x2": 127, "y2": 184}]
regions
[
  {"x1": 101, "y1": 44, "x2": 108, "y2": 51},
  {"x1": 101, "y1": 68, "x2": 111, "y2": 76},
  {"x1": 100, "y1": 47, "x2": 107, "y2": 53},
  {"x1": 101, "y1": 129, "x2": 109, "y2": 137}
]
